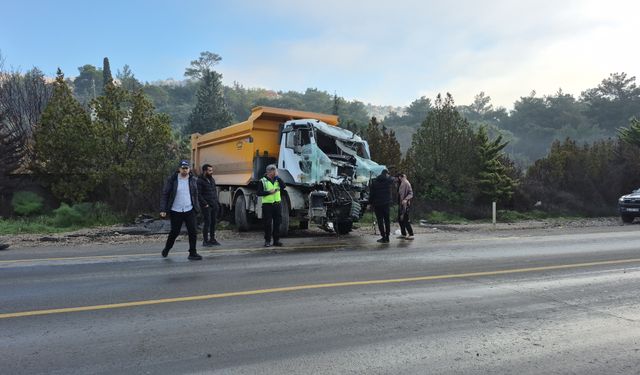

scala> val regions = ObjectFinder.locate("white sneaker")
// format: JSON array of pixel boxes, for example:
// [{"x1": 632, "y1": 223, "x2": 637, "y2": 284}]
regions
[
  {"x1": 396, "y1": 235, "x2": 406, "y2": 239},
  {"x1": 406, "y1": 235, "x2": 415, "y2": 240}
]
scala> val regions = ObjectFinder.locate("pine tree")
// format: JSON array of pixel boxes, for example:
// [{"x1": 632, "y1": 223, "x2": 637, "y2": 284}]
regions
[
  {"x1": 618, "y1": 117, "x2": 640, "y2": 148},
  {"x1": 184, "y1": 69, "x2": 232, "y2": 135},
  {"x1": 404, "y1": 93, "x2": 478, "y2": 205},
  {"x1": 475, "y1": 126, "x2": 517, "y2": 204},
  {"x1": 33, "y1": 69, "x2": 100, "y2": 202}
]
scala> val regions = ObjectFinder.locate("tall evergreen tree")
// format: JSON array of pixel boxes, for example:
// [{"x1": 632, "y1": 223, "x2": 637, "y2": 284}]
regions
[
  {"x1": 366, "y1": 116, "x2": 384, "y2": 161},
  {"x1": 380, "y1": 126, "x2": 402, "y2": 173},
  {"x1": 404, "y1": 94, "x2": 478, "y2": 206},
  {"x1": 103, "y1": 57, "x2": 113, "y2": 87},
  {"x1": 332, "y1": 92, "x2": 339, "y2": 115},
  {"x1": 475, "y1": 126, "x2": 517, "y2": 204},
  {"x1": 185, "y1": 69, "x2": 232, "y2": 135},
  {"x1": 33, "y1": 69, "x2": 100, "y2": 202}
]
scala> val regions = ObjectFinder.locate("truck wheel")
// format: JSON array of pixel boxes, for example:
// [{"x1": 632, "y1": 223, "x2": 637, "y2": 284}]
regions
[
  {"x1": 621, "y1": 214, "x2": 635, "y2": 223},
  {"x1": 234, "y1": 194, "x2": 250, "y2": 232},
  {"x1": 336, "y1": 221, "x2": 353, "y2": 235},
  {"x1": 279, "y1": 195, "x2": 290, "y2": 237}
]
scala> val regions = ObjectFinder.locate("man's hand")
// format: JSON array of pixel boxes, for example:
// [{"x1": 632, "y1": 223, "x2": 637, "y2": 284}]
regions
[{"x1": 160, "y1": 212, "x2": 166, "y2": 218}]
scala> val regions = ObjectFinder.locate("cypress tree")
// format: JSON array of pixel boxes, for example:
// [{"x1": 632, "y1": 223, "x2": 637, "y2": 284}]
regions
[{"x1": 103, "y1": 57, "x2": 113, "y2": 87}]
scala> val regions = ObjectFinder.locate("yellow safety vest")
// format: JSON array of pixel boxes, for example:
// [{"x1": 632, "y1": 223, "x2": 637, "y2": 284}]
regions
[{"x1": 261, "y1": 177, "x2": 281, "y2": 204}]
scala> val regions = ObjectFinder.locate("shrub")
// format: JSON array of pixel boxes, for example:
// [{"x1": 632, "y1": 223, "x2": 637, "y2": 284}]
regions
[
  {"x1": 50, "y1": 203, "x2": 85, "y2": 227},
  {"x1": 11, "y1": 191, "x2": 44, "y2": 216}
]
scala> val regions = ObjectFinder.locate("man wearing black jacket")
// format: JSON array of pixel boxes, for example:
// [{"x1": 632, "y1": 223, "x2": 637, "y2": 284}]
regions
[
  {"x1": 369, "y1": 169, "x2": 394, "y2": 243},
  {"x1": 198, "y1": 163, "x2": 221, "y2": 247},
  {"x1": 160, "y1": 160, "x2": 202, "y2": 260},
  {"x1": 256, "y1": 164, "x2": 287, "y2": 247}
]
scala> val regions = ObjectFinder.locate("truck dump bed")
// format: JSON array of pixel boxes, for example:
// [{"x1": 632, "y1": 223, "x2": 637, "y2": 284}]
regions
[{"x1": 191, "y1": 106, "x2": 339, "y2": 186}]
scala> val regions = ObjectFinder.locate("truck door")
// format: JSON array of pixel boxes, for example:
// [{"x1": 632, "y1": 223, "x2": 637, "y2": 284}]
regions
[{"x1": 279, "y1": 126, "x2": 312, "y2": 183}]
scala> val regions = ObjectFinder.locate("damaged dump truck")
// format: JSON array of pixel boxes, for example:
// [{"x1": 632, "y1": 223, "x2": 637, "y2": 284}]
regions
[{"x1": 191, "y1": 106, "x2": 386, "y2": 235}]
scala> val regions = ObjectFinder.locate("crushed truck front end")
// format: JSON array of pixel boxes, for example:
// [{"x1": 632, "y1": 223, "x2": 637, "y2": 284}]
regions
[{"x1": 278, "y1": 119, "x2": 386, "y2": 233}]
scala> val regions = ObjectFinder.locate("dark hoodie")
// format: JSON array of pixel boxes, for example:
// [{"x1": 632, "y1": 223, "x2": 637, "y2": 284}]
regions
[{"x1": 369, "y1": 173, "x2": 394, "y2": 207}]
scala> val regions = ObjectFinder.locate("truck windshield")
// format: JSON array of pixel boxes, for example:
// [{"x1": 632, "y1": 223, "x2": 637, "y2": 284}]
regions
[{"x1": 315, "y1": 130, "x2": 368, "y2": 159}]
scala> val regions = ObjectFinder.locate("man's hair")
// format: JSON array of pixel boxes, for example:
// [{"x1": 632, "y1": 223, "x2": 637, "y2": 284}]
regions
[
  {"x1": 266, "y1": 164, "x2": 277, "y2": 172},
  {"x1": 202, "y1": 163, "x2": 212, "y2": 172}
]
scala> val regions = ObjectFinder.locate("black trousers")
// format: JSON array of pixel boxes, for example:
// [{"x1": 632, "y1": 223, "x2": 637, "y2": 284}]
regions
[
  {"x1": 165, "y1": 210, "x2": 197, "y2": 253},
  {"x1": 263, "y1": 202, "x2": 282, "y2": 243},
  {"x1": 398, "y1": 205, "x2": 414, "y2": 236},
  {"x1": 201, "y1": 203, "x2": 218, "y2": 242},
  {"x1": 374, "y1": 204, "x2": 391, "y2": 239}
]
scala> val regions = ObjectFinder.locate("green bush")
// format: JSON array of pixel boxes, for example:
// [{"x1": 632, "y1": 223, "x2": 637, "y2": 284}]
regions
[
  {"x1": 50, "y1": 203, "x2": 85, "y2": 227},
  {"x1": 11, "y1": 191, "x2": 44, "y2": 216}
]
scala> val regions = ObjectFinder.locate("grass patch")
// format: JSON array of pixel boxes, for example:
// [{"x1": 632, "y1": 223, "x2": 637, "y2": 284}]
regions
[
  {"x1": 0, "y1": 202, "x2": 123, "y2": 235},
  {"x1": 496, "y1": 210, "x2": 582, "y2": 222},
  {"x1": 423, "y1": 210, "x2": 468, "y2": 224}
]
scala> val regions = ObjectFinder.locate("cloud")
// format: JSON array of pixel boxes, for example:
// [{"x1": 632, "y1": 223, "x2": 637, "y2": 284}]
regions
[{"x1": 219, "y1": 0, "x2": 640, "y2": 108}]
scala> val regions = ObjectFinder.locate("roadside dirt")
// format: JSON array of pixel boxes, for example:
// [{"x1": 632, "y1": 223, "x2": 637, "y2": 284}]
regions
[{"x1": 0, "y1": 216, "x2": 631, "y2": 250}]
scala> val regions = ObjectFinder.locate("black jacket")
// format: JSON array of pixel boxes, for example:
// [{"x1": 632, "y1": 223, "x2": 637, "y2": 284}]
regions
[
  {"x1": 197, "y1": 175, "x2": 218, "y2": 207},
  {"x1": 369, "y1": 174, "x2": 394, "y2": 207},
  {"x1": 256, "y1": 175, "x2": 287, "y2": 197},
  {"x1": 160, "y1": 172, "x2": 200, "y2": 213}
]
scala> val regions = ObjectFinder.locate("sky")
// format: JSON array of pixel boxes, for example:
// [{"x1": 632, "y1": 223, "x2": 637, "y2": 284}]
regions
[{"x1": 2, "y1": 0, "x2": 639, "y2": 109}]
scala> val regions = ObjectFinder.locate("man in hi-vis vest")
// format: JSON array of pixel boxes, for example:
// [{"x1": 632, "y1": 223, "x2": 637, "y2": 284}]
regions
[{"x1": 256, "y1": 164, "x2": 287, "y2": 247}]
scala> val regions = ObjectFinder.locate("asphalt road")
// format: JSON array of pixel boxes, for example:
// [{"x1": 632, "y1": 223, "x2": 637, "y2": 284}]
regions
[{"x1": 1, "y1": 227, "x2": 640, "y2": 374}]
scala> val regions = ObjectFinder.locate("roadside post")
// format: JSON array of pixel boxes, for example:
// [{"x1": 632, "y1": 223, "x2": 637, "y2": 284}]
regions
[{"x1": 492, "y1": 202, "x2": 497, "y2": 226}]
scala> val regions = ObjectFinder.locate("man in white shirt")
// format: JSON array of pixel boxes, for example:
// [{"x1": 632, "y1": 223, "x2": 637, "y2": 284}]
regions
[{"x1": 160, "y1": 160, "x2": 202, "y2": 260}]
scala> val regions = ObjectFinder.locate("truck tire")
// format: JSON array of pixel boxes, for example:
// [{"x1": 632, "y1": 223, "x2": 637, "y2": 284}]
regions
[
  {"x1": 234, "y1": 194, "x2": 250, "y2": 232},
  {"x1": 279, "y1": 195, "x2": 290, "y2": 237},
  {"x1": 621, "y1": 214, "x2": 635, "y2": 223},
  {"x1": 336, "y1": 221, "x2": 353, "y2": 235}
]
